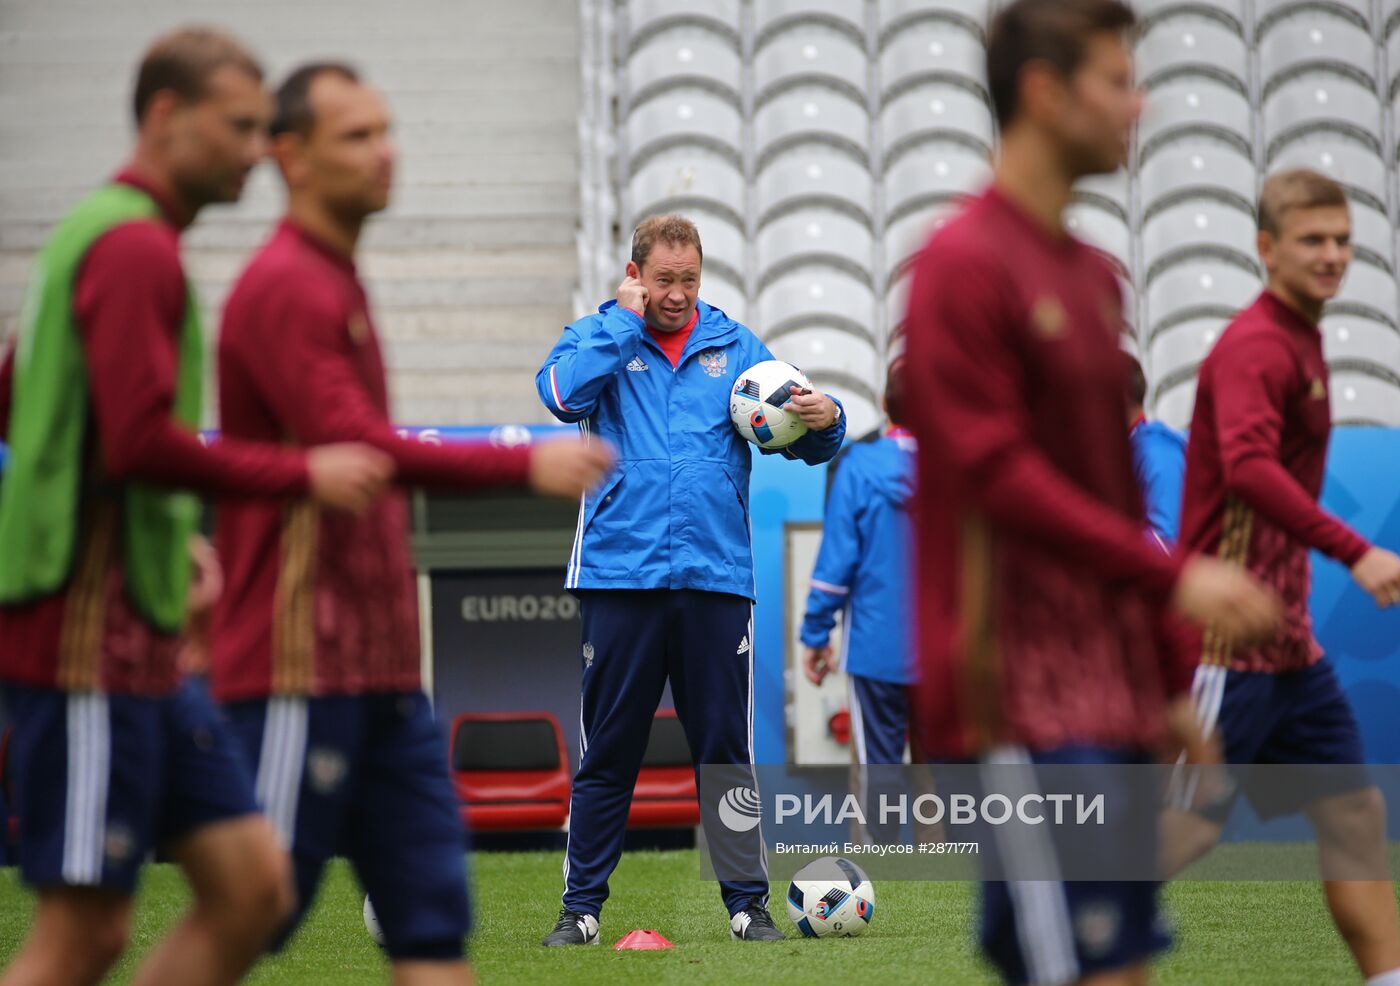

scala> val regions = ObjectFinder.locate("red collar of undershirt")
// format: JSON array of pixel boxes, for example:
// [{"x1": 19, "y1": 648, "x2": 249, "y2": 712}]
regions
[
  {"x1": 1259, "y1": 289, "x2": 1322, "y2": 336},
  {"x1": 114, "y1": 166, "x2": 185, "y2": 229},
  {"x1": 282, "y1": 219, "x2": 358, "y2": 275},
  {"x1": 886, "y1": 424, "x2": 913, "y2": 439}
]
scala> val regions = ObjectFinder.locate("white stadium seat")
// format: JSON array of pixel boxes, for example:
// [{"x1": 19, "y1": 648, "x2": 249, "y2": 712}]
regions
[
  {"x1": 1136, "y1": 10, "x2": 1248, "y2": 90},
  {"x1": 884, "y1": 140, "x2": 991, "y2": 218},
  {"x1": 1262, "y1": 73, "x2": 1383, "y2": 159},
  {"x1": 1322, "y1": 314, "x2": 1400, "y2": 372},
  {"x1": 766, "y1": 325, "x2": 880, "y2": 385},
  {"x1": 754, "y1": 0, "x2": 865, "y2": 45},
  {"x1": 699, "y1": 273, "x2": 748, "y2": 325},
  {"x1": 880, "y1": 83, "x2": 994, "y2": 156},
  {"x1": 754, "y1": 22, "x2": 868, "y2": 103},
  {"x1": 885, "y1": 205, "x2": 957, "y2": 285},
  {"x1": 625, "y1": 90, "x2": 742, "y2": 166},
  {"x1": 1140, "y1": 200, "x2": 1258, "y2": 280},
  {"x1": 626, "y1": 0, "x2": 742, "y2": 43},
  {"x1": 1330, "y1": 260, "x2": 1400, "y2": 323},
  {"x1": 1066, "y1": 203, "x2": 1131, "y2": 273},
  {"x1": 1139, "y1": 76, "x2": 1253, "y2": 156},
  {"x1": 755, "y1": 150, "x2": 874, "y2": 224},
  {"x1": 879, "y1": 18, "x2": 986, "y2": 97},
  {"x1": 1258, "y1": 7, "x2": 1374, "y2": 89},
  {"x1": 1148, "y1": 316, "x2": 1227, "y2": 384},
  {"x1": 1076, "y1": 169, "x2": 1129, "y2": 215},
  {"x1": 757, "y1": 268, "x2": 877, "y2": 338},
  {"x1": 877, "y1": 0, "x2": 991, "y2": 36},
  {"x1": 1152, "y1": 376, "x2": 1198, "y2": 431},
  {"x1": 1329, "y1": 372, "x2": 1400, "y2": 425},
  {"x1": 1343, "y1": 201, "x2": 1396, "y2": 271},
  {"x1": 627, "y1": 148, "x2": 744, "y2": 225},
  {"x1": 626, "y1": 31, "x2": 742, "y2": 101},
  {"x1": 1146, "y1": 258, "x2": 1260, "y2": 337},
  {"x1": 755, "y1": 209, "x2": 875, "y2": 281},
  {"x1": 754, "y1": 87, "x2": 871, "y2": 167},
  {"x1": 1270, "y1": 137, "x2": 1387, "y2": 216},
  {"x1": 1138, "y1": 137, "x2": 1256, "y2": 215},
  {"x1": 1134, "y1": 0, "x2": 1245, "y2": 34}
]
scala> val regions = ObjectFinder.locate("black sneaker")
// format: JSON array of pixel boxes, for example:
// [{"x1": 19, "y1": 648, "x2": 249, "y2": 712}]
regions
[
  {"x1": 730, "y1": 900, "x2": 785, "y2": 941},
  {"x1": 542, "y1": 908, "x2": 600, "y2": 946}
]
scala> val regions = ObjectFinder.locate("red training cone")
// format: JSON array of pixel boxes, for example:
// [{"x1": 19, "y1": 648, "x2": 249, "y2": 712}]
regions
[{"x1": 613, "y1": 929, "x2": 675, "y2": 950}]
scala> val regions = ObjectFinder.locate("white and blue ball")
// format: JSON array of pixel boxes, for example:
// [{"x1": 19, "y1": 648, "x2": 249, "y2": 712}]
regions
[
  {"x1": 729, "y1": 360, "x2": 812, "y2": 450},
  {"x1": 786, "y1": 857, "x2": 876, "y2": 938}
]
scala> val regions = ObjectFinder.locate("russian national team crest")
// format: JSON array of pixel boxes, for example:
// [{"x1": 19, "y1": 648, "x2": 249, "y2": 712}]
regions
[{"x1": 699, "y1": 348, "x2": 728, "y2": 378}]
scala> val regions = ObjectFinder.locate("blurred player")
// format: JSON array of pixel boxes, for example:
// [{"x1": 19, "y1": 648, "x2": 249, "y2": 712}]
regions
[
  {"x1": 903, "y1": 2, "x2": 1280, "y2": 984},
  {"x1": 0, "y1": 29, "x2": 393, "y2": 986},
  {"x1": 1162, "y1": 169, "x2": 1400, "y2": 986},
  {"x1": 535, "y1": 214, "x2": 845, "y2": 945},
  {"x1": 211, "y1": 63, "x2": 613, "y2": 985},
  {"x1": 1123, "y1": 353, "x2": 1187, "y2": 548},
  {"x1": 800, "y1": 361, "x2": 915, "y2": 841}
]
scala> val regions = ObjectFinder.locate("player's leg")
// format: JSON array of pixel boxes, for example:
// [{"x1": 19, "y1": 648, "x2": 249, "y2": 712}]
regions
[
  {"x1": 0, "y1": 687, "x2": 155, "y2": 986},
  {"x1": 552, "y1": 589, "x2": 670, "y2": 935},
  {"x1": 220, "y1": 694, "x2": 358, "y2": 950},
  {"x1": 130, "y1": 679, "x2": 293, "y2": 986},
  {"x1": 667, "y1": 591, "x2": 778, "y2": 938},
  {"x1": 344, "y1": 692, "x2": 472, "y2": 985},
  {"x1": 849, "y1": 673, "x2": 909, "y2": 844}
]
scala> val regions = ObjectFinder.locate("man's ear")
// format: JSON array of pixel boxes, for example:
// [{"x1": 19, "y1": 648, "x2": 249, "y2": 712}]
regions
[{"x1": 625, "y1": 260, "x2": 641, "y2": 280}]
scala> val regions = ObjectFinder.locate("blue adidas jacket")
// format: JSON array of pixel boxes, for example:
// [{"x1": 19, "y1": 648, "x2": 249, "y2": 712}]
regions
[
  {"x1": 537, "y1": 300, "x2": 845, "y2": 600},
  {"x1": 799, "y1": 431, "x2": 915, "y2": 684},
  {"x1": 1130, "y1": 419, "x2": 1187, "y2": 547}
]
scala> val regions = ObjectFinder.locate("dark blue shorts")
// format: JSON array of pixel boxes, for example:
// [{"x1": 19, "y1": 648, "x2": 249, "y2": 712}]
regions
[
  {"x1": 223, "y1": 691, "x2": 469, "y2": 961},
  {"x1": 2, "y1": 680, "x2": 258, "y2": 894},
  {"x1": 979, "y1": 746, "x2": 1169, "y2": 986},
  {"x1": 1190, "y1": 659, "x2": 1370, "y2": 822}
]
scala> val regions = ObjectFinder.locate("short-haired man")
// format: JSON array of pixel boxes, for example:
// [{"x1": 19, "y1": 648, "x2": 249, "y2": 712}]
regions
[
  {"x1": 1122, "y1": 352, "x2": 1187, "y2": 547},
  {"x1": 800, "y1": 361, "x2": 915, "y2": 843},
  {"x1": 1164, "y1": 168, "x2": 1400, "y2": 986},
  {"x1": 0, "y1": 29, "x2": 393, "y2": 986},
  {"x1": 537, "y1": 214, "x2": 846, "y2": 944},
  {"x1": 903, "y1": 2, "x2": 1279, "y2": 983},
  {"x1": 213, "y1": 63, "x2": 613, "y2": 983}
]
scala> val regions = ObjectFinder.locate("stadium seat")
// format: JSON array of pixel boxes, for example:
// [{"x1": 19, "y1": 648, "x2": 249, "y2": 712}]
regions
[
  {"x1": 1343, "y1": 201, "x2": 1396, "y2": 272},
  {"x1": 1135, "y1": 0, "x2": 1246, "y2": 35},
  {"x1": 1322, "y1": 314, "x2": 1400, "y2": 371},
  {"x1": 1136, "y1": 8, "x2": 1248, "y2": 91},
  {"x1": 1257, "y1": 4, "x2": 1374, "y2": 88},
  {"x1": 1076, "y1": 169, "x2": 1129, "y2": 215},
  {"x1": 884, "y1": 140, "x2": 991, "y2": 220},
  {"x1": 628, "y1": 709, "x2": 701, "y2": 828},
  {"x1": 700, "y1": 273, "x2": 749, "y2": 325},
  {"x1": 627, "y1": 148, "x2": 744, "y2": 228},
  {"x1": 1270, "y1": 137, "x2": 1387, "y2": 218},
  {"x1": 1262, "y1": 73, "x2": 1383, "y2": 162},
  {"x1": 625, "y1": 90, "x2": 742, "y2": 170},
  {"x1": 626, "y1": 31, "x2": 742, "y2": 102},
  {"x1": 449, "y1": 712, "x2": 570, "y2": 832},
  {"x1": 1329, "y1": 370, "x2": 1400, "y2": 426},
  {"x1": 880, "y1": 83, "x2": 994, "y2": 159},
  {"x1": 1140, "y1": 199, "x2": 1258, "y2": 284},
  {"x1": 1148, "y1": 316, "x2": 1226, "y2": 385},
  {"x1": 879, "y1": 17, "x2": 986, "y2": 100},
  {"x1": 1137, "y1": 137, "x2": 1256, "y2": 217},
  {"x1": 754, "y1": 0, "x2": 866, "y2": 48},
  {"x1": 885, "y1": 205, "x2": 956, "y2": 291},
  {"x1": 1152, "y1": 375, "x2": 1198, "y2": 431},
  {"x1": 1145, "y1": 258, "x2": 1260, "y2": 340},
  {"x1": 755, "y1": 149, "x2": 874, "y2": 225},
  {"x1": 754, "y1": 21, "x2": 868, "y2": 106},
  {"x1": 1138, "y1": 76, "x2": 1253, "y2": 160},
  {"x1": 755, "y1": 208, "x2": 874, "y2": 283},
  {"x1": 1066, "y1": 202, "x2": 1131, "y2": 272},
  {"x1": 757, "y1": 268, "x2": 877, "y2": 341},
  {"x1": 1330, "y1": 257, "x2": 1400, "y2": 320},
  {"x1": 753, "y1": 87, "x2": 871, "y2": 170},
  {"x1": 877, "y1": 0, "x2": 990, "y2": 38},
  {"x1": 627, "y1": 0, "x2": 742, "y2": 45},
  {"x1": 766, "y1": 324, "x2": 880, "y2": 387}
]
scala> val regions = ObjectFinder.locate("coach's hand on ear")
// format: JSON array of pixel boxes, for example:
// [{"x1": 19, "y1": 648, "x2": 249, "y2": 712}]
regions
[
  {"x1": 1171, "y1": 556, "x2": 1281, "y2": 644},
  {"x1": 528, "y1": 437, "x2": 617, "y2": 499},
  {"x1": 616, "y1": 276, "x2": 649, "y2": 319}
]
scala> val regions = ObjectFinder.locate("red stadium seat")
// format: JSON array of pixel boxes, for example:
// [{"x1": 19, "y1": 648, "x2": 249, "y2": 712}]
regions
[
  {"x1": 628, "y1": 709, "x2": 700, "y2": 828},
  {"x1": 449, "y1": 712, "x2": 570, "y2": 832}
]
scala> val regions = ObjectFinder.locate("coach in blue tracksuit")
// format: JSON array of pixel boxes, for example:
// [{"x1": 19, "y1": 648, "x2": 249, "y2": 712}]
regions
[
  {"x1": 800, "y1": 366, "x2": 914, "y2": 841},
  {"x1": 536, "y1": 215, "x2": 845, "y2": 946}
]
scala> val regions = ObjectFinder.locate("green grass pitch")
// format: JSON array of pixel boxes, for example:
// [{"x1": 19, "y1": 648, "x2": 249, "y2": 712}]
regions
[{"x1": 0, "y1": 848, "x2": 1377, "y2": 984}]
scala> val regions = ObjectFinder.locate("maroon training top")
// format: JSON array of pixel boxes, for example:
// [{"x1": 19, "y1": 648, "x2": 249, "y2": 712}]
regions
[
  {"x1": 211, "y1": 220, "x2": 531, "y2": 701},
  {"x1": 0, "y1": 170, "x2": 309, "y2": 694},
  {"x1": 1177, "y1": 290, "x2": 1369, "y2": 674},
  {"x1": 903, "y1": 186, "x2": 1191, "y2": 760}
]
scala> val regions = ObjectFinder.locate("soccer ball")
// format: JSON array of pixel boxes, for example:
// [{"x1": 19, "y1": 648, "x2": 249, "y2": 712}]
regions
[
  {"x1": 363, "y1": 895, "x2": 385, "y2": 947},
  {"x1": 786, "y1": 857, "x2": 876, "y2": 938},
  {"x1": 729, "y1": 360, "x2": 812, "y2": 450}
]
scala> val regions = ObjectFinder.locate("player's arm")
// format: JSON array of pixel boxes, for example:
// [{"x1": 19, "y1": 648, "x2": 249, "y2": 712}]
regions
[
  {"x1": 244, "y1": 280, "x2": 541, "y2": 491},
  {"x1": 799, "y1": 457, "x2": 863, "y2": 681},
  {"x1": 537, "y1": 278, "x2": 648, "y2": 423},
  {"x1": 79, "y1": 223, "x2": 312, "y2": 497},
  {"x1": 906, "y1": 250, "x2": 1184, "y2": 594},
  {"x1": 1212, "y1": 333, "x2": 1370, "y2": 565}
]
